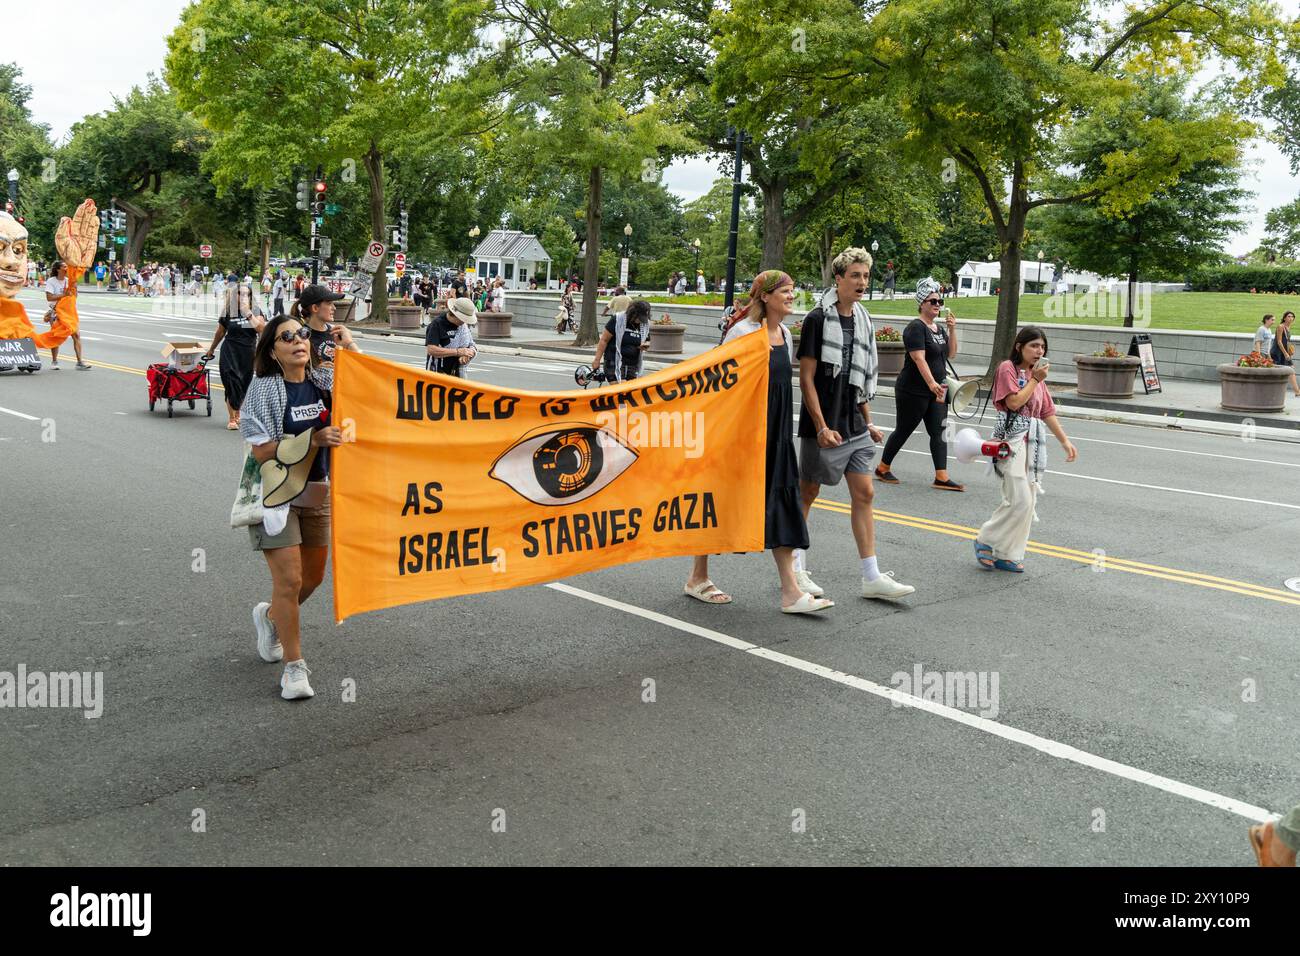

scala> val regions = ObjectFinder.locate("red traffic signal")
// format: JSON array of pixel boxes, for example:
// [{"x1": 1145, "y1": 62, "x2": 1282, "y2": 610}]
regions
[{"x1": 313, "y1": 180, "x2": 327, "y2": 194}]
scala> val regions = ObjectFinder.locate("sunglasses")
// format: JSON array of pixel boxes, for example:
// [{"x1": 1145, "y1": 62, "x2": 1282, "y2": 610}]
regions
[
  {"x1": 276, "y1": 327, "x2": 312, "y2": 344},
  {"x1": 924, "y1": 298, "x2": 945, "y2": 306}
]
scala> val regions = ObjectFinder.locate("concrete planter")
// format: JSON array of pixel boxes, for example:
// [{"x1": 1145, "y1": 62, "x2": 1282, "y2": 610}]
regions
[
  {"x1": 1218, "y1": 363, "x2": 1292, "y2": 413},
  {"x1": 477, "y1": 311, "x2": 512, "y2": 338},
  {"x1": 333, "y1": 298, "x2": 358, "y2": 323},
  {"x1": 647, "y1": 323, "x2": 685, "y2": 354},
  {"x1": 876, "y1": 340, "x2": 906, "y2": 376},
  {"x1": 1074, "y1": 354, "x2": 1141, "y2": 398},
  {"x1": 389, "y1": 305, "x2": 421, "y2": 330}
]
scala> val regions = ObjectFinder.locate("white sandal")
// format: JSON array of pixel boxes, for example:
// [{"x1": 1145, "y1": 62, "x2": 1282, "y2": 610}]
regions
[
  {"x1": 781, "y1": 592, "x2": 835, "y2": 615},
  {"x1": 684, "y1": 580, "x2": 732, "y2": 604}
]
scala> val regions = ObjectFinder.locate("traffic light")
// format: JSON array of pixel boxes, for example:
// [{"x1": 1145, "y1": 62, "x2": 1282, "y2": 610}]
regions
[
  {"x1": 312, "y1": 179, "x2": 327, "y2": 216},
  {"x1": 112, "y1": 209, "x2": 126, "y2": 231},
  {"x1": 398, "y1": 201, "x2": 409, "y2": 251},
  {"x1": 99, "y1": 209, "x2": 111, "y2": 231},
  {"x1": 296, "y1": 180, "x2": 309, "y2": 212}
]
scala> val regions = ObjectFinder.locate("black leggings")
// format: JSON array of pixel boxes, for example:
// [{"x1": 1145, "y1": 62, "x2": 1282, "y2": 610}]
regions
[{"x1": 881, "y1": 389, "x2": 947, "y2": 471}]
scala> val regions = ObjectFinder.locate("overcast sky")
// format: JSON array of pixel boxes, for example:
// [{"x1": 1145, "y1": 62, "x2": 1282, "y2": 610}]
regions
[{"x1": 10, "y1": 0, "x2": 1297, "y2": 256}]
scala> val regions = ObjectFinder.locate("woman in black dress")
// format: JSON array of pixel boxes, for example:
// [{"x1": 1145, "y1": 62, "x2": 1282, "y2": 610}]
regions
[
  {"x1": 684, "y1": 270, "x2": 834, "y2": 614},
  {"x1": 204, "y1": 279, "x2": 265, "y2": 429}
]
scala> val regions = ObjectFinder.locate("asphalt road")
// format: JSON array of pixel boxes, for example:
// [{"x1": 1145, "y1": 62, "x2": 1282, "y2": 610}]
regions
[{"x1": 1, "y1": 289, "x2": 1297, "y2": 866}]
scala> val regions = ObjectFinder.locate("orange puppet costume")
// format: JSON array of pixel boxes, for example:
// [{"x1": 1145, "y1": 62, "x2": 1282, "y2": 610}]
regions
[
  {"x1": 0, "y1": 267, "x2": 84, "y2": 347},
  {"x1": 0, "y1": 198, "x2": 97, "y2": 348}
]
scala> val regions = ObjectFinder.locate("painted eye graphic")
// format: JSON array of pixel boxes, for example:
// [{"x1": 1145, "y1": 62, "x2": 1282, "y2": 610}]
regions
[{"x1": 490, "y1": 424, "x2": 638, "y2": 505}]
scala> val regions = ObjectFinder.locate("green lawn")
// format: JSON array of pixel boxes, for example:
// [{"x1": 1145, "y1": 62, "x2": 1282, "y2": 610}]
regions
[{"x1": 866, "y1": 292, "x2": 1299, "y2": 334}]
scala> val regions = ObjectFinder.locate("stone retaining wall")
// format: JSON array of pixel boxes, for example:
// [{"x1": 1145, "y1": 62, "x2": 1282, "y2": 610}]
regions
[{"x1": 502, "y1": 292, "x2": 1254, "y2": 382}]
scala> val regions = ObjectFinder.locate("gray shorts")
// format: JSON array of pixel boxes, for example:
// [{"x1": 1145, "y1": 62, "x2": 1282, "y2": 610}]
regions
[{"x1": 799, "y1": 431, "x2": 876, "y2": 486}]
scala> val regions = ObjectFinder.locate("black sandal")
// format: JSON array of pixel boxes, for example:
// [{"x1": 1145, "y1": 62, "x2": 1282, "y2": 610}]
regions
[
  {"x1": 932, "y1": 477, "x2": 965, "y2": 491},
  {"x1": 874, "y1": 467, "x2": 900, "y2": 484}
]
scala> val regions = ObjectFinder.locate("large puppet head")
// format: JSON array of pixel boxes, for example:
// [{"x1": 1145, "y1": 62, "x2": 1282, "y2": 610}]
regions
[{"x1": 0, "y1": 212, "x2": 29, "y2": 300}]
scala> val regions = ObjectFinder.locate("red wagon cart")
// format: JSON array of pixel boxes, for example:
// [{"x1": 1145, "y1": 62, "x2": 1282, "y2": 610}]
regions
[{"x1": 147, "y1": 360, "x2": 213, "y2": 418}]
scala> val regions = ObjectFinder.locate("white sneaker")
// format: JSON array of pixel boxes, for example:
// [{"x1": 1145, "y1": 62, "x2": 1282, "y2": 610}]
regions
[
  {"x1": 280, "y1": 660, "x2": 314, "y2": 700},
  {"x1": 253, "y1": 602, "x2": 283, "y2": 662},
  {"x1": 861, "y1": 572, "x2": 915, "y2": 600},
  {"x1": 794, "y1": 570, "x2": 824, "y2": 597}
]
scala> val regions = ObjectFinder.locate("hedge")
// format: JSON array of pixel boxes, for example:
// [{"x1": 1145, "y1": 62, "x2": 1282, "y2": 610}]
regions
[{"x1": 1190, "y1": 266, "x2": 1300, "y2": 293}]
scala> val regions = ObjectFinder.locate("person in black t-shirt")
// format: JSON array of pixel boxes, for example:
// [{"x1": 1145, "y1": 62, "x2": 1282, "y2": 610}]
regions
[
  {"x1": 204, "y1": 280, "x2": 265, "y2": 429},
  {"x1": 590, "y1": 298, "x2": 650, "y2": 382},
  {"x1": 294, "y1": 285, "x2": 359, "y2": 370},
  {"x1": 877, "y1": 277, "x2": 962, "y2": 490},
  {"x1": 426, "y1": 297, "x2": 478, "y2": 376},
  {"x1": 795, "y1": 247, "x2": 914, "y2": 603}
]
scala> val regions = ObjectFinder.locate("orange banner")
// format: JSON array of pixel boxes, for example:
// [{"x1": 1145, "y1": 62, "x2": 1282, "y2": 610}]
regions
[{"x1": 330, "y1": 332, "x2": 770, "y2": 622}]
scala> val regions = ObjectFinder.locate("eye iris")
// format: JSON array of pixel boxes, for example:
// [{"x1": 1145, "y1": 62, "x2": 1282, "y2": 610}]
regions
[{"x1": 533, "y1": 429, "x2": 603, "y2": 498}]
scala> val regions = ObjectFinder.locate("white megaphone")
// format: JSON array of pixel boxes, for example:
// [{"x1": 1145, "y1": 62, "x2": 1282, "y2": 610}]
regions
[
  {"x1": 945, "y1": 375, "x2": 981, "y2": 417},
  {"x1": 954, "y1": 427, "x2": 1011, "y2": 463}
]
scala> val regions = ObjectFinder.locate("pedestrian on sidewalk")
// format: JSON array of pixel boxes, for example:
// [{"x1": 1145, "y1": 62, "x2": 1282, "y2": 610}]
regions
[
  {"x1": 205, "y1": 279, "x2": 265, "y2": 429},
  {"x1": 489, "y1": 276, "x2": 506, "y2": 313},
  {"x1": 600, "y1": 286, "x2": 631, "y2": 322},
  {"x1": 44, "y1": 262, "x2": 92, "y2": 370},
  {"x1": 590, "y1": 298, "x2": 650, "y2": 383},
  {"x1": 239, "y1": 315, "x2": 341, "y2": 700},
  {"x1": 271, "y1": 271, "x2": 287, "y2": 317},
  {"x1": 1254, "y1": 313, "x2": 1275, "y2": 357},
  {"x1": 796, "y1": 247, "x2": 914, "y2": 602},
  {"x1": 1270, "y1": 311, "x2": 1299, "y2": 396},
  {"x1": 973, "y1": 327, "x2": 1078, "y2": 573},
  {"x1": 876, "y1": 277, "x2": 964, "y2": 491},
  {"x1": 684, "y1": 270, "x2": 833, "y2": 614},
  {"x1": 1249, "y1": 806, "x2": 1299, "y2": 866}
]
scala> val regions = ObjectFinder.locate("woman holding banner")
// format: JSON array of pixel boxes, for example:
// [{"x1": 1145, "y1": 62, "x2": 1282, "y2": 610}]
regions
[
  {"x1": 684, "y1": 270, "x2": 834, "y2": 614},
  {"x1": 239, "y1": 315, "x2": 342, "y2": 700}
]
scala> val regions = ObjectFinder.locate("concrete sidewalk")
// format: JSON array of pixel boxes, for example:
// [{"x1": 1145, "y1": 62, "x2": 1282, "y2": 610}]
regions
[{"x1": 358, "y1": 325, "x2": 1300, "y2": 442}]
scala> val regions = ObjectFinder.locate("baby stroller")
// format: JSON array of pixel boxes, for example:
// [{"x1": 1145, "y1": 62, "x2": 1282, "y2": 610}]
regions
[{"x1": 147, "y1": 359, "x2": 213, "y2": 419}]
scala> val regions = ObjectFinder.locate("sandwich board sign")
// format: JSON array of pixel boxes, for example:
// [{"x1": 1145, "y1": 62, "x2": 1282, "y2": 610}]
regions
[{"x1": 1128, "y1": 334, "x2": 1162, "y2": 394}]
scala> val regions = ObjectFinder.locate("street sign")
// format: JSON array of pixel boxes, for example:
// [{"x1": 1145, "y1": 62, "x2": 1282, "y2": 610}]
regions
[
  {"x1": 108, "y1": 249, "x2": 116, "y2": 262},
  {"x1": 320, "y1": 237, "x2": 332, "y2": 258},
  {"x1": 203, "y1": 266, "x2": 210, "y2": 275},
  {"x1": 98, "y1": 235, "x2": 106, "y2": 249},
  {"x1": 199, "y1": 244, "x2": 212, "y2": 258},
  {"x1": 114, "y1": 235, "x2": 126, "y2": 245},
  {"x1": 619, "y1": 257, "x2": 629, "y2": 288},
  {"x1": 325, "y1": 203, "x2": 341, "y2": 215},
  {"x1": 394, "y1": 252, "x2": 406, "y2": 276},
  {"x1": 358, "y1": 240, "x2": 385, "y2": 274}
]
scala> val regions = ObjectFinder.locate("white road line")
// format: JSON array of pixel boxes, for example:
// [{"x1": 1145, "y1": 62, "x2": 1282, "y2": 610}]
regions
[
  {"x1": 0, "y1": 405, "x2": 40, "y2": 421},
  {"x1": 1066, "y1": 434, "x2": 1300, "y2": 469},
  {"x1": 546, "y1": 581, "x2": 1274, "y2": 823}
]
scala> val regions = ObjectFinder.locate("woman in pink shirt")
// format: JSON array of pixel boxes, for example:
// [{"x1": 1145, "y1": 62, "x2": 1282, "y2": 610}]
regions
[{"x1": 974, "y1": 327, "x2": 1077, "y2": 572}]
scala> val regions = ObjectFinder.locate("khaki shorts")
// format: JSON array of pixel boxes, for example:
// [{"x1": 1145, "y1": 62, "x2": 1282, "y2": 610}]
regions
[
  {"x1": 249, "y1": 485, "x2": 331, "y2": 551},
  {"x1": 799, "y1": 431, "x2": 876, "y2": 486}
]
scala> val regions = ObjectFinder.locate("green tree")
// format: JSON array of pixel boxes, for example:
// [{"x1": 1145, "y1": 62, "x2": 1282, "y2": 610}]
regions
[
  {"x1": 166, "y1": 0, "x2": 484, "y2": 321},
  {"x1": 1036, "y1": 81, "x2": 1250, "y2": 325},
  {"x1": 1260, "y1": 198, "x2": 1300, "y2": 263},
  {"x1": 496, "y1": 0, "x2": 697, "y2": 343},
  {"x1": 53, "y1": 79, "x2": 207, "y2": 267},
  {"x1": 866, "y1": 0, "x2": 1289, "y2": 373},
  {"x1": 0, "y1": 63, "x2": 56, "y2": 256}
]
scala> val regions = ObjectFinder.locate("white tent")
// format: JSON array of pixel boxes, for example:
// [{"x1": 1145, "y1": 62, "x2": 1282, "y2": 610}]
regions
[{"x1": 955, "y1": 260, "x2": 1117, "y2": 296}]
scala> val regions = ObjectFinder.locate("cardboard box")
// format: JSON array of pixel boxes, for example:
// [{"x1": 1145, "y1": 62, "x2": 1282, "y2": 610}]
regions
[{"x1": 161, "y1": 340, "x2": 207, "y2": 370}]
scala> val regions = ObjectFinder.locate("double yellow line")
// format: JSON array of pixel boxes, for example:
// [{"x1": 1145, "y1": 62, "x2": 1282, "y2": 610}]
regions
[
  {"x1": 36, "y1": 350, "x2": 224, "y2": 390},
  {"x1": 812, "y1": 498, "x2": 1300, "y2": 608}
]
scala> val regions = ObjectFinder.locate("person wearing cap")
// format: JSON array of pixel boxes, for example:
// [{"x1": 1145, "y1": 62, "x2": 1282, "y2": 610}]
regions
[
  {"x1": 426, "y1": 297, "x2": 478, "y2": 377},
  {"x1": 292, "y1": 284, "x2": 358, "y2": 369}
]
